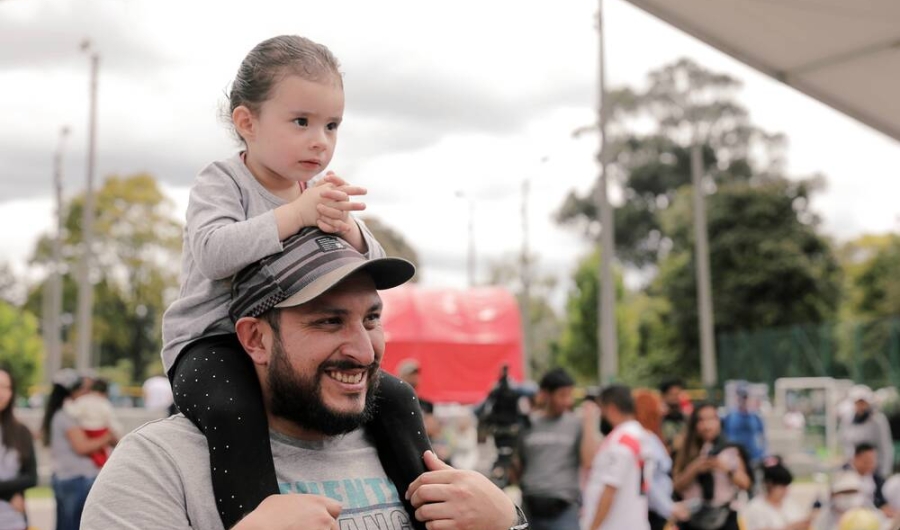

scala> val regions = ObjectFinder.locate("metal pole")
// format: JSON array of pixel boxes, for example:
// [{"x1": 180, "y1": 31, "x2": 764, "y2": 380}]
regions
[
  {"x1": 691, "y1": 143, "x2": 717, "y2": 389},
  {"x1": 467, "y1": 198, "x2": 476, "y2": 288},
  {"x1": 46, "y1": 127, "x2": 69, "y2": 384},
  {"x1": 76, "y1": 42, "x2": 98, "y2": 372},
  {"x1": 520, "y1": 179, "x2": 531, "y2": 381},
  {"x1": 597, "y1": 0, "x2": 618, "y2": 384}
]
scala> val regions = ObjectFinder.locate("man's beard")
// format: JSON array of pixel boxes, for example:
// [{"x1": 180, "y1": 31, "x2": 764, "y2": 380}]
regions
[{"x1": 267, "y1": 334, "x2": 381, "y2": 436}]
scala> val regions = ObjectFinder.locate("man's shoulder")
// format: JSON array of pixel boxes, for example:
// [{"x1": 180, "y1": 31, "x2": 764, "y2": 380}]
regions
[{"x1": 118, "y1": 414, "x2": 205, "y2": 454}]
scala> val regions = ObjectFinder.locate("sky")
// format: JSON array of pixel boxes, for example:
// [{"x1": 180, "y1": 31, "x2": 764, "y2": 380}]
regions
[{"x1": 2, "y1": 0, "x2": 899, "y2": 306}]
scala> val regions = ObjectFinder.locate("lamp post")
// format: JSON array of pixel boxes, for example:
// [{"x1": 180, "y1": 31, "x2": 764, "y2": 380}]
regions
[
  {"x1": 595, "y1": 0, "x2": 618, "y2": 384},
  {"x1": 456, "y1": 191, "x2": 476, "y2": 288},
  {"x1": 75, "y1": 40, "x2": 99, "y2": 372},
  {"x1": 44, "y1": 126, "x2": 70, "y2": 385},
  {"x1": 520, "y1": 156, "x2": 549, "y2": 381}
]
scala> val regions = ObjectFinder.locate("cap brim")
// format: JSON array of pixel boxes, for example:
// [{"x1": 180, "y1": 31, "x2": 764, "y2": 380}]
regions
[{"x1": 274, "y1": 257, "x2": 415, "y2": 310}]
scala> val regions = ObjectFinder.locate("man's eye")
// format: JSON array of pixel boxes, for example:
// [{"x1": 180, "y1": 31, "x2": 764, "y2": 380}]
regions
[{"x1": 294, "y1": 117, "x2": 308, "y2": 127}]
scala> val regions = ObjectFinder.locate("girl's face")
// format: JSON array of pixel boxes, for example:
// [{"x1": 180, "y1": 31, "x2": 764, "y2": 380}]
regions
[
  {"x1": 240, "y1": 74, "x2": 344, "y2": 190},
  {"x1": 766, "y1": 484, "x2": 788, "y2": 503},
  {"x1": 0, "y1": 371, "x2": 12, "y2": 413},
  {"x1": 696, "y1": 405, "x2": 721, "y2": 442}
]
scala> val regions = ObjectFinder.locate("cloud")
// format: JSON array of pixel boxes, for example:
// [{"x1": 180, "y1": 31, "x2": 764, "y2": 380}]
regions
[{"x1": 0, "y1": 0, "x2": 171, "y2": 73}]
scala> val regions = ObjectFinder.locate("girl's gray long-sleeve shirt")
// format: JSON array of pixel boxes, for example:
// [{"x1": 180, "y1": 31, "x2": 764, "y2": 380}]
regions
[{"x1": 160, "y1": 154, "x2": 384, "y2": 373}]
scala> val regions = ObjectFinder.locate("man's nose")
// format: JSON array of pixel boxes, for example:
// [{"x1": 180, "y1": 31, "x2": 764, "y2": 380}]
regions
[{"x1": 340, "y1": 325, "x2": 376, "y2": 365}]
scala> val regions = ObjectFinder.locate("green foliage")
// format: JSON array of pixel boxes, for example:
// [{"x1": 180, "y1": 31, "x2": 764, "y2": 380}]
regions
[
  {"x1": 851, "y1": 235, "x2": 900, "y2": 317},
  {"x1": 359, "y1": 216, "x2": 420, "y2": 279},
  {"x1": 653, "y1": 181, "x2": 842, "y2": 380},
  {"x1": 485, "y1": 255, "x2": 561, "y2": 378},
  {"x1": 27, "y1": 174, "x2": 182, "y2": 383},
  {"x1": 555, "y1": 57, "x2": 844, "y2": 386},
  {"x1": 552, "y1": 249, "x2": 643, "y2": 384},
  {"x1": 0, "y1": 301, "x2": 43, "y2": 393},
  {"x1": 557, "y1": 58, "x2": 785, "y2": 268},
  {"x1": 0, "y1": 263, "x2": 17, "y2": 306}
]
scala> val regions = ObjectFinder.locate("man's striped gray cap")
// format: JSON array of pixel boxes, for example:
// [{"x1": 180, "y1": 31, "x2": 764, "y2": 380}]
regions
[{"x1": 229, "y1": 228, "x2": 415, "y2": 321}]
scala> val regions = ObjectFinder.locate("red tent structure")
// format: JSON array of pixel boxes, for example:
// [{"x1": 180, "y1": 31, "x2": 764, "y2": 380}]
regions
[{"x1": 379, "y1": 284, "x2": 523, "y2": 405}]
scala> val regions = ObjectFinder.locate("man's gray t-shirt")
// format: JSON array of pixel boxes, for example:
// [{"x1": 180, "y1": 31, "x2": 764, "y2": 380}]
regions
[
  {"x1": 50, "y1": 411, "x2": 99, "y2": 480},
  {"x1": 518, "y1": 412, "x2": 583, "y2": 504},
  {"x1": 81, "y1": 415, "x2": 412, "y2": 530}
]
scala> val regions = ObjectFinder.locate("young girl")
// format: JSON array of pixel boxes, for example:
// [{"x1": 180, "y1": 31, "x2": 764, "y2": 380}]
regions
[
  {"x1": 739, "y1": 456, "x2": 814, "y2": 530},
  {"x1": 161, "y1": 35, "x2": 431, "y2": 529}
]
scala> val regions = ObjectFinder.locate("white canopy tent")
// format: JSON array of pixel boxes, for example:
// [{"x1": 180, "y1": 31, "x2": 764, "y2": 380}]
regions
[{"x1": 621, "y1": 0, "x2": 900, "y2": 142}]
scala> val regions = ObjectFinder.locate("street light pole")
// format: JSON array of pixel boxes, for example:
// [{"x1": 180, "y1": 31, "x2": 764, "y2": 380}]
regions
[
  {"x1": 691, "y1": 142, "x2": 717, "y2": 390},
  {"x1": 45, "y1": 126, "x2": 70, "y2": 385},
  {"x1": 76, "y1": 40, "x2": 99, "y2": 372},
  {"x1": 520, "y1": 178, "x2": 531, "y2": 381},
  {"x1": 596, "y1": 0, "x2": 618, "y2": 384},
  {"x1": 456, "y1": 191, "x2": 477, "y2": 288}
]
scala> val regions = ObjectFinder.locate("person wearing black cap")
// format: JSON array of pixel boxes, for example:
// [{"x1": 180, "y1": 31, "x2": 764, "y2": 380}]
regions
[
  {"x1": 82, "y1": 228, "x2": 528, "y2": 530},
  {"x1": 513, "y1": 368, "x2": 600, "y2": 530}
]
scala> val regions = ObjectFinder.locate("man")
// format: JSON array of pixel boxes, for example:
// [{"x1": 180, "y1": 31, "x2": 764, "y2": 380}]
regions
[
  {"x1": 478, "y1": 363, "x2": 529, "y2": 487},
  {"x1": 843, "y1": 443, "x2": 889, "y2": 516},
  {"x1": 396, "y1": 359, "x2": 434, "y2": 415},
  {"x1": 722, "y1": 385, "x2": 767, "y2": 465},
  {"x1": 397, "y1": 358, "x2": 447, "y2": 461},
  {"x1": 813, "y1": 472, "x2": 884, "y2": 530},
  {"x1": 513, "y1": 368, "x2": 600, "y2": 530},
  {"x1": 82, "y1": 228, "x2": 527, "y2": 530},
  {"x1": 581, "y1": 384, "x2": 650, "y2": 530},
  {"x1": 840, "y1": 384, "x2": 894, "y2": 478},
  {"x1": 659, "y1": 378, "x2": 687, "y2": 455}
]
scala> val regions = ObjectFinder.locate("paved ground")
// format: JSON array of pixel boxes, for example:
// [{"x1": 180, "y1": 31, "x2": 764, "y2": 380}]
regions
[{"x1": 25, "y1": 498, "x2": 53, "y2": 530}]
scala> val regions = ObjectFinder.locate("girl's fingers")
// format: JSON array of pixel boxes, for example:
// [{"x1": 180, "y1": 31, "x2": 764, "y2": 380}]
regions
[{"x1": 336, "y1": 185, "x2": 367, "y2": 197}]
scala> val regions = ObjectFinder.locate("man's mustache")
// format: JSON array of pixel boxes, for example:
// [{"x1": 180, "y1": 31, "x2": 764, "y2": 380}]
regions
[{"x1": 319, "y1": 360, "x2": 380, "y2": 372}]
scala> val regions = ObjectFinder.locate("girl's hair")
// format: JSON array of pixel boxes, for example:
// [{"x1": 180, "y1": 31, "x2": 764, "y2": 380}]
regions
[
  {"x1": 41, "y1": 378, "x2": 81, "y2": 447},
  {"x1": 673, "y1": 401, "x2": 719, "y2": 476},
  {"x1": 226, "y1": 35, "x2": 342, "y2": 134},
  {"x1": 0, "y1": 367, "x2": 34, "y2": 459},
  {"x1": 761, "y1": 456, "x2": 793, "y2": 487},
  {"x1": 633, "y1": 389, "x2": 663, "y2": 440}
]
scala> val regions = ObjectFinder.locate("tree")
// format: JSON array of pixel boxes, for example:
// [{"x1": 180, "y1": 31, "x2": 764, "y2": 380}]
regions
[
  {"x1": 360, "y1": 216, "x2": 420, "y2": 280},
  {"x1": 555, "y1": 58, "x2": 841, "y2": 385},
  {"x1": 653, "y1": 180, "x2": 842, "y2": 381},
  {"x1": 0, "y1": 263, "x2": 18, "y2": 306},
  {"x1": 486, "y1": 255, "x2": 561, "y2": 378},
  {"x1": 557, "y1": 58, "x2": 786, "y2": 268},
  {"x1": 0, "y1": 300, "x2": 43, "y2": 394},
  {"x1": 849, "y1": 235, "x2": 900, "y2": 317},
  {"x1": 835, "y1": 234, "x2": 900, "y2": 387},
  {"x1": 27, "y1": 174, "x2": 182, "y2": 382}
]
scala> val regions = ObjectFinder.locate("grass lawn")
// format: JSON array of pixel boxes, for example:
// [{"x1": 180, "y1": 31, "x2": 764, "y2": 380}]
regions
[{"x1": 25, "y1": 486, "x2": 53, "y2": 499}]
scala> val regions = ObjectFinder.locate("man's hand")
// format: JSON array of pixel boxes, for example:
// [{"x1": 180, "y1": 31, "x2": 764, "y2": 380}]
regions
[
  {"x1": 234, "y1": 493, "x2": 342, "y2": 530},
  {"x1": 406, "y1": 451, "x2": 518, "y2": 530}
]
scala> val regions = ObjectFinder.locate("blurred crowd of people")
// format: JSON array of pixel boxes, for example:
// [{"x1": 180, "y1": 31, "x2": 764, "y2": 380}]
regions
[
  {"x1": 5, "y1": 360, "x2": 900, "y2": 530},
  {"x1": 461, "y1": 371, "x2": 900, "y2": 530}
]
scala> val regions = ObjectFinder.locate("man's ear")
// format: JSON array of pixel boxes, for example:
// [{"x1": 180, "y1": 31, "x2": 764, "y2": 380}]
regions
[
  {"x1": 235, "y1": 317, "x2": 270, "y2": 366},
  {"x1": 232, "y1": 105, "x2": 255, "y2": 143}
]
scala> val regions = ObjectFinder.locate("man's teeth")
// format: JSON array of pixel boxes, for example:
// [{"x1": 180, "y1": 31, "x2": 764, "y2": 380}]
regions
[{"x1": 329, "y1": 371, "x2": 363, "y2": 384}]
